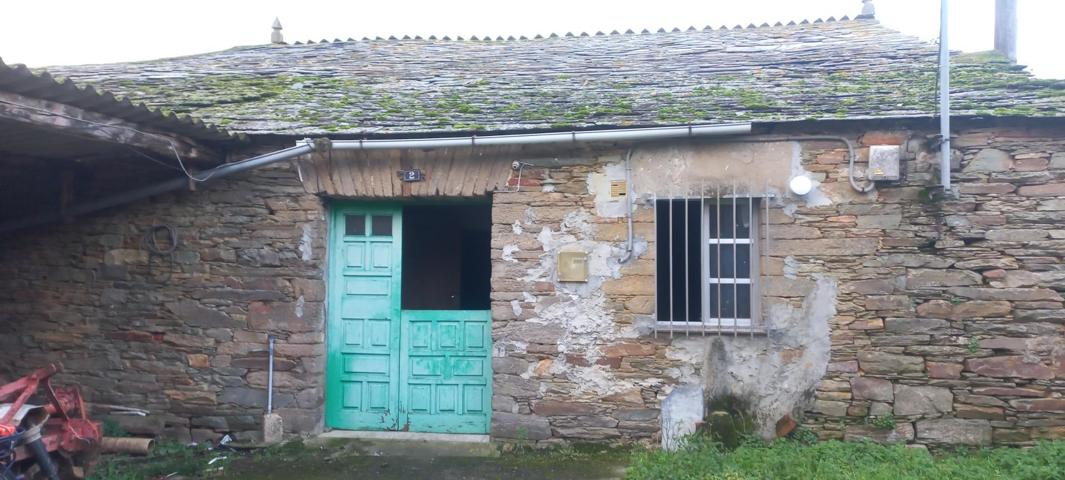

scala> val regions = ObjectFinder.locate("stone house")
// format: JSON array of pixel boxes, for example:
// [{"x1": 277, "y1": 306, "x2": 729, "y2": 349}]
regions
[{"x1": 2, "y1": 7, "x2": 1065, "y2": 448}]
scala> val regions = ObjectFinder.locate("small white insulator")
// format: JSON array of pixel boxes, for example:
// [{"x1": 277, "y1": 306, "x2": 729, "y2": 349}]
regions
[{"x1": 271, "y1": 18, "x2": 285, "y2": 44}]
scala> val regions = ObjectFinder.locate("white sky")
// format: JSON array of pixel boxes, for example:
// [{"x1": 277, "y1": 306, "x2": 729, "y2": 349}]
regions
[{"x1": 1, "y1": 0, "x2": 1062, "y2": 78}]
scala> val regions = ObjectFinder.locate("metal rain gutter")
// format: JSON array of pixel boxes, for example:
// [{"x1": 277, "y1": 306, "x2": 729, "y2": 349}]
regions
[
  {"x1": 939, "y1": 0, "x2": 952, "y2": 191},
  {"x1": 0, "y1": 123, "x2": 751, "y2": 234},
  {"x1": 328, "y1": 123, "x2": 752, "y2": 150}
]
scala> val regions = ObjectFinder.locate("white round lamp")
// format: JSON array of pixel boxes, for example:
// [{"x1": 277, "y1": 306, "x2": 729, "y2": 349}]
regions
[{"x1": 789, "y1": 175, "x2": 813, "y2": 196}]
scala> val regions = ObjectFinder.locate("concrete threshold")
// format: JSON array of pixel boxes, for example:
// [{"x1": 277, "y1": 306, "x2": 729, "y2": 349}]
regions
[{"x1": 310, "y1": 430, "x2": 498, "y2": 458}]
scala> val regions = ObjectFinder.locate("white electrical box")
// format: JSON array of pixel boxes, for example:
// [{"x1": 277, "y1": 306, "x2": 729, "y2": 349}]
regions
[{"x1": 868, "y1": 145, "x2": 901, "y2": 181}]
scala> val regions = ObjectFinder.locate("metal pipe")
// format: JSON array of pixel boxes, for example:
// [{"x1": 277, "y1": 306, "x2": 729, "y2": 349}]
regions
[
  {"x1": 618, "y1": 148, "x2": 636, "y2": 264},
  {"x1": 940, "y1": 0, "x2": 952, "y2": 191},
  {"x1": 329, "y1": 123, "x2": 752, "y2": 150},
  {"x1": 100, "y1": 437, "x2": 154, "y2": 455},
  {"x1": 267, "y1": 334, "x2": 275, "y2": 414}
]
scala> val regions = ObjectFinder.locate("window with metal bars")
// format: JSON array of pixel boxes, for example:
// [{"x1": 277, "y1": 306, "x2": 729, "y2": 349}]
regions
[{"x1": 655, "y1": 196, "x2": 762, "y2": 332}]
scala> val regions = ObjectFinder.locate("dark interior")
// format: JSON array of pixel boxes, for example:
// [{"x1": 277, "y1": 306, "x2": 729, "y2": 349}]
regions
[{"x1": 401, "y1": 203, "x2": 492, "y2": 310}]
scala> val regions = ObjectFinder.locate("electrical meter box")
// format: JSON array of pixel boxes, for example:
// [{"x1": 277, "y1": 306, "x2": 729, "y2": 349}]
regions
[
  {"x1": 868, "y1": 145, "x2": 901, "y2": 181},
  {"x1": 557, "y1": 251, "x2": 589, "y2": 282}
]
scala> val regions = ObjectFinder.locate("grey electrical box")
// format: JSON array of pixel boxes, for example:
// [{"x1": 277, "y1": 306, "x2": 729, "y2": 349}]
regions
[
  {"x1": 557, "y1": 251, "x2": 589, "y2": 282},
  {"x1": 868, "y1": 145, "x2": 901, "y2": 181}
]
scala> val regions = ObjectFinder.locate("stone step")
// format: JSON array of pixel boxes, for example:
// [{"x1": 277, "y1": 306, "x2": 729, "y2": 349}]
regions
[{"x1": 309, "y1": 430, "x2": 498, "y2": 457}]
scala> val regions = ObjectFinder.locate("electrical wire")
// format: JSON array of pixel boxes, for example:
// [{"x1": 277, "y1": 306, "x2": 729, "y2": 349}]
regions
[{"x1": 142, "y1": 224, "x2": 178, "y2": 282}]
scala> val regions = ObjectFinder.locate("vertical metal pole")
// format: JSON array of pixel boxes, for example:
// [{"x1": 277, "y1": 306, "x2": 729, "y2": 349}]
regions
[
  {"x1": 653, "y1": 193, "x2": 659, "y2": 339},
  {"x1": 267, "y1": 334, "x2": 275, "y2": 414},
  {"x1": 939, "y1": 0, "x2": 952, "y2": 191},
  {"x1": 732, "y1": 182, "x2": 738, "y2": 338}
]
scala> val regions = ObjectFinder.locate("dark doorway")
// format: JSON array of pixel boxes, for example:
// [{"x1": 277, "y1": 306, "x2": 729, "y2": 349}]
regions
[{"x1": 401, "y1": 203, "x2": 491, "y2": 310}]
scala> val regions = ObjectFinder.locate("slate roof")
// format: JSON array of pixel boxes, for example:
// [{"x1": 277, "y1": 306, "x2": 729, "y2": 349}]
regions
[
  {"x1": 43, "y1": 17, "x2": 1065, "y2": 136},
  {"x1": 0, "y1": 57, "x2": 236, "y2": 142}
]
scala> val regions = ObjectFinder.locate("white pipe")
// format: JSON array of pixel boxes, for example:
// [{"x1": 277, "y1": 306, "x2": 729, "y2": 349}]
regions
[
  {"x1": 327, "y1": 124, "x2": 752, "y2": 150},
  {"x1": 939, "y1": 0, "x2": 952, "y2": 191}
]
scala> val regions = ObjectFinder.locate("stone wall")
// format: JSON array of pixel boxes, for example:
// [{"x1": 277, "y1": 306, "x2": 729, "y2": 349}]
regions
[
  {"x1": 0, "y1": 161, "x2": 327, "y2": 442},
  {"x1": 804, "y1": 125, "x2": 1065, "y2": 447},
  {"x1": 2, "y1": 121, "x2": 1064, "y2": 448},
  {"x1": 486, "y1": 123, "x2": 1065, "y2": 447}
]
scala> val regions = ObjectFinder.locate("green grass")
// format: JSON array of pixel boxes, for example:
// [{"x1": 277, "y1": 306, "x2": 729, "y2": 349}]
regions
[{"x1": 626, "y1": 437, "x2": 1065, "y2": 480}]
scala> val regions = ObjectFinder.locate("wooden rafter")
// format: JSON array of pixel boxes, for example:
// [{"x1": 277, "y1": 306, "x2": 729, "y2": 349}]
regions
[{"x1": 0, "y1": 91, "x2": 219, "y2": 164}]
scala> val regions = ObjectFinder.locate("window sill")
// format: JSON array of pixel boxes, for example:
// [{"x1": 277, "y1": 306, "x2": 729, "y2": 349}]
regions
[{"x1": 653, "y1": 322, "x2": 767, "y2": 335}]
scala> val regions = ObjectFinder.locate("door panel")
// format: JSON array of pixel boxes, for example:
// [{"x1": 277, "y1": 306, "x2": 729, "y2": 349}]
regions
[
  {"x1": 400, "y1": 310, "x2": 492, "y2": 433},
  {"x1": 326, "y1": 206, "x2": 402, "y2": 430}
]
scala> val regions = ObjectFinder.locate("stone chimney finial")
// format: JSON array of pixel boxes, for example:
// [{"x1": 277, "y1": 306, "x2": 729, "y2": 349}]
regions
[
  {"x1": 858, "y1": 0, "x2": 875, "y2": 19},
  {"x1": 271, "y1": 18, "x2": 285, "y2": 44}
]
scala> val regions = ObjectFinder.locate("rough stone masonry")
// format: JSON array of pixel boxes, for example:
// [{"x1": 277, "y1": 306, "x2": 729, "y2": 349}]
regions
[{"x1": 1, "y1": 121, "x2": 1064, "y2": 448}]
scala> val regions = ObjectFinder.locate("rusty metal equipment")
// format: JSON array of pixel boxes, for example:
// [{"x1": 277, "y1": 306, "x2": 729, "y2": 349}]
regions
[{"x1": 0, "y1": 364, "x2": 101, "y2": 479}]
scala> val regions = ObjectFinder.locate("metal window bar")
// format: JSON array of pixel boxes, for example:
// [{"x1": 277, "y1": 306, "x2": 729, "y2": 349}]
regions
[
  {"x1": 748, "y1": 186, "x2": 754, "y2": 338},
  {"x1": 684, "y1": 190, "x2": 690, "y2": 337},
  {"x1": 652, "y1": 190, "x2": 773, "y2": 335},
  {"x1": 668, "y1": 186, "x2": 674, "y2": 337},
  {"x1": 715, "y1": 186, "x2": 722, "y2": 336},
  {"x1": 700, "y1": 183, "x2": 707, "y2": 337},
  {"x1": 732, "y1": 183, "x2": 738, "y2": 338}
]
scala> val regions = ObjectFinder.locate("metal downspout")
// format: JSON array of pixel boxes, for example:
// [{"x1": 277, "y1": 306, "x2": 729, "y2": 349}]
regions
[
  {"x1": 939, "y1": 0, "x2": 952, "y2": 191},
  {"x1": 619, "y1": 148, "x2": 635, "y2": 263}
]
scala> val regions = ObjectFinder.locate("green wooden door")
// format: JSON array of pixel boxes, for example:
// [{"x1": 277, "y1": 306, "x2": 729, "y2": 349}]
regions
[
  {"x1": 326, "y1": 206, "x2": 403, "y2": 430},
  {"x1": 401, "y1": 310, "x2": 492, "y2": 433},
  {"x1": 327, "y1": 203, "x2": 491, "y2": 434}
]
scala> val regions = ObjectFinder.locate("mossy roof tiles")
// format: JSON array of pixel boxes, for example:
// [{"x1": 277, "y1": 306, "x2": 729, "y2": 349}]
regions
[{"x1": 42, "y1": 18, "x2": 1065, "y2": 136}]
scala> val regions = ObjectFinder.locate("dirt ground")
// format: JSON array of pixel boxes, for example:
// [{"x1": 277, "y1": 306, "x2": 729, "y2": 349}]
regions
[{"x1": 91, "y1": 440, "x2": 631, "y2": 480}]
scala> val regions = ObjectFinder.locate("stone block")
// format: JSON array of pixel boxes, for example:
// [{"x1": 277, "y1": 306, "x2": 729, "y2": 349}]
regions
[
  {"x1": 532, "y1": 400, "x2": 598, "y2": 416},
  {"x1": 616, "y1": 409, "x2": 659, "y2": 421},
  {"x1": 857, "y1": 214, "x2": 902, "y2": 230},
  {"x1": 602, "y1": 276, "x2": 654, "y2": 295},
  {"x1": 492, "y1": 357, "x2": 530, "y2": 375},
  {"x1": 986, "y1": 229, "x2": 1049, "y2": 242},
  {"x1": 844, "y1": 423, "x2": 915, "y2": 443},
  {"x1": 955, "y1": 405, "x2": 1005, "y2": 420},
  {"x1": 905, "y1": 269, "x2": 981, "y2": 289},
  {"x1": 965, "y1": 356, "x2": 1055, "y2": 379},
  {"x1": 858, "y1": 351, "x2": 924, "y2": 374},
  {"x1": 773, "y1": 238, "x2": 879, "y2": 256},
  {"x1": 894, "y1": 385, "x2": 952, "y2": 416},
  {"x1": 1009, "y1": 399, "x2": 1065, "y2": 412},
  {"x1": 884, "y1": 318, "x2": 950, "y2": 334},
  {"x1": 248, "y1": 301, "x2": 322, "y2": 333},
  {"x1": 865, "y1": 295, "x2": 911, "y2": 311},
  {"x1": 851, "y1": 377, "x2": 893, "y2": 401},
  {"x1": 1018, "y1": 183, "x2": 1065, "y2": 197},
  {"x1": 491, "y1": 412, "x2": 551, "y2": 440},
  {"x1": 948, "y1": 287, "x2": 1063, "y2": 302},
  {"x1": 916, "y1": 419, "x2": 992, "y2": 446},
  {"x1": 926, "y1": 362, "x2": 963, "y2": 379},
  {"x1": 964, "y1": 149, "x2": 1012, "y2": 172}
]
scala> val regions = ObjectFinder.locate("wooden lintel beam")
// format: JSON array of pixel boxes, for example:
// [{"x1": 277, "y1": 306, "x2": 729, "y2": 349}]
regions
[{"x1": 0, "y1": 91, "x2": 219, "y2": 163}]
